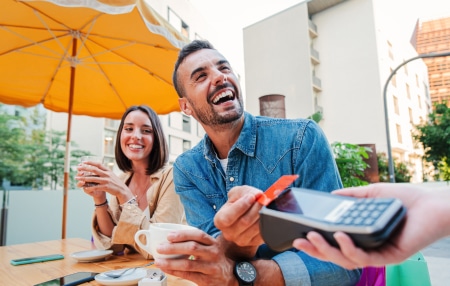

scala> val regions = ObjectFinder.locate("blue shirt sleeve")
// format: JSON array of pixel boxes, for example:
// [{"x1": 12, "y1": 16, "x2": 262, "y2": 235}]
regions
[{"x1": 257, "y1": 245, "x2": 361, "y2": 286}]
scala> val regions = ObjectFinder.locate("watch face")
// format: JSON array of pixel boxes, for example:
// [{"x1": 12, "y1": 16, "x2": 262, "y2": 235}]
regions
[{"x1": 236, "y1": 261, "x2": 256, "y2": 282}]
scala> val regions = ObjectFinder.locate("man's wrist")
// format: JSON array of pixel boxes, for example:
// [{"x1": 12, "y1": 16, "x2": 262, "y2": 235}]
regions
[
  {"x1": 217, "y1": 235, "x2": 257, "y2": 260},
  {"x1": 252, "y1": 258, "x2": 285, "y2": 285}
]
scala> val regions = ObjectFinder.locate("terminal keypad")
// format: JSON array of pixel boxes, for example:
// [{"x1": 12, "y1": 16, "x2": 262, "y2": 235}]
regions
[{"x1": 336, "y1": 198, "x2": 393, "y2": 226}]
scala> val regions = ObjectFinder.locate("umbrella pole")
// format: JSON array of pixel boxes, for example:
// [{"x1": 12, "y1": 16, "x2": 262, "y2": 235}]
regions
[{"x1": 62, "y1": 38, "x2": 77, "y2": 239}]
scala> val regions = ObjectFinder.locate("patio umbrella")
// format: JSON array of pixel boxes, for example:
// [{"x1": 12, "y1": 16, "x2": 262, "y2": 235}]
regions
[{"x1": 0, "y1": 0, "x2": 188, "y2": 238}]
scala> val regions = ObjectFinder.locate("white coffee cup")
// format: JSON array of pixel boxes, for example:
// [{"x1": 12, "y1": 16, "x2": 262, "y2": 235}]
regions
[{"x1": 134, "y1": 223, "x2": 197, "y2": 259}]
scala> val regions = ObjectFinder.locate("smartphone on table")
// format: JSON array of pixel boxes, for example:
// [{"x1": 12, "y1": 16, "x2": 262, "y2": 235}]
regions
[
  {"x1": 34, "y1": 272, "x2": 99, "y2": 286},
  {"x1": 259, "y1": 187, "x2": 406, "y2": 251}
]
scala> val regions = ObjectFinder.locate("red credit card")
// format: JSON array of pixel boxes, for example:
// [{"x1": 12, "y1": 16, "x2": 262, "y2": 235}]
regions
[{"x1": 257, "y1": 175, "x2": 299, "y2": 206}]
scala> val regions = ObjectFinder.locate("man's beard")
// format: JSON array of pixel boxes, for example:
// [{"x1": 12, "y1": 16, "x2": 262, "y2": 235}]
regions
[{"x1": 188, "y1": 96, "x2": 244, "y2": 127}]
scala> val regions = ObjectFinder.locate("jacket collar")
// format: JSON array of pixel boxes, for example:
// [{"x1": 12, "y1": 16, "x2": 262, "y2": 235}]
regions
[{"x1": 203, "y1": 112, "x2": 256, "y2": 161}]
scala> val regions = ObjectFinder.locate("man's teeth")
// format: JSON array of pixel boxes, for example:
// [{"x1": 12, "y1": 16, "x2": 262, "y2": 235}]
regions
[
  {"x1": 129, "y1": 144, "x2": 143, "y2": 149},
  {"x1": 212, "y1": 90, "x2": 233, "y2": 104}
]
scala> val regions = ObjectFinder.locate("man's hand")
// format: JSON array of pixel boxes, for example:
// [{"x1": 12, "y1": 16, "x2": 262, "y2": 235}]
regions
[
  {"x1": 154, "y1": 228, "x2": 236, "y2": 286},
  {"x1": 214, "y1": 186, "x2": 265, "y2": 249}
]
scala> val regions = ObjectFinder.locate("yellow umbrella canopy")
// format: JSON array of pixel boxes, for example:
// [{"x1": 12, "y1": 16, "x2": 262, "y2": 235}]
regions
[
  {"x1": 0, "y1": 0, "x2": 186, "y2": 118},
  {"x1": 0, "y1": 0, "x2": 188, "y2": 238}
]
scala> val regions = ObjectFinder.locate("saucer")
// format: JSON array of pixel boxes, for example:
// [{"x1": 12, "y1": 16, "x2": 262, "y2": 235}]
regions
[
  {"x1": 95, "y1": 268, "x2": 147, "y2": 285},
  {"x1": 70, "y1": 249, "x2": 113, "y2": 262}
]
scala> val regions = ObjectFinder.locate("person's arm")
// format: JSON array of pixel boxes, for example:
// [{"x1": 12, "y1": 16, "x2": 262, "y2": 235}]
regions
[
  {"x1": 173, "y1": 161, "x2": 222, "y2": 236},
  {"x1": 77, "y1": 162, "x2": 136, "y2": 237},
  {"x1": 112, "y1": 169, "x2": 185, "y2": 258},
  {"x1": 214, "y1": 186, "x2": 361, "y2": 286},
  {"x1": 90, "y1": 169, "x2": 181, "y2": 259},
  {"x1": 214, "y1": 185, "x2": 264, "y2": 259},
  {"x1": 149, "y1": 167, "x2": 186, "y2": 224},
  {"x1": 154, "y1": 225, "x2": 286, "y2": 286},
  {"x1": 293, "y1": 183, "x2": 450, "y2": 269},
  {"x1": 295, "y1": 120, "x2": 343, "y2": 191}
]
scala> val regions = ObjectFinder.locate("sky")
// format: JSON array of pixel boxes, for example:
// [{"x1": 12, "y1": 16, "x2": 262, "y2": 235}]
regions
[{"x1": 189, "y1": 0, "x2": 450, "y2": 77}]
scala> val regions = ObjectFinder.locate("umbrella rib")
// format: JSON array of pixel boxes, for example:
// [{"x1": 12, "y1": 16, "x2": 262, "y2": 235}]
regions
[
  {"x1": 39, "y1": 40, "x2": 73, "y2": 104},
  {"x1": 84, "y1": 38, "x2": 174, "y2": 86},
  {"x1": 32, "y1": 8, "x2": 67, "y2": 52},
  {"x1": 86, "y1": 33, "x2": 180, "y2": 51},
  {"x1": 81, "y1": 43, "x2": 133, "y2": 109},
  {"x1": 0, "y1": 26, "x2": 68, "y2": 58},
  {"x1": 74, "y1": 14, "x2": 99, "y2": 59}
]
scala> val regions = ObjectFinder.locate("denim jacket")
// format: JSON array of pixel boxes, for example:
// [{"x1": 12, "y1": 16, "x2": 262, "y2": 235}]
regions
[{"x1": 173, "y1": 112, "x2": 361, "y2": 286}]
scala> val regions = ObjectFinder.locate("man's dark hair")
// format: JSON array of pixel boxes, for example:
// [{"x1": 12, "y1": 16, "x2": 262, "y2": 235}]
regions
[
  {"x1": 115, "y1": 105, "x2": 168, "y2": 175},
  {"x1": 172, "y1": 40, "x2": 215, "y2": 98}
]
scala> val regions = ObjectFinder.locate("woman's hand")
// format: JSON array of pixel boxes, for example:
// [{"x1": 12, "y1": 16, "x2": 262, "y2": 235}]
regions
[
  {"x1": 76, "y1": 160, "x2": 133, "y2": 204},
  {"x1": 293, "y1": 183, "x2": 450, "y2": 269}
]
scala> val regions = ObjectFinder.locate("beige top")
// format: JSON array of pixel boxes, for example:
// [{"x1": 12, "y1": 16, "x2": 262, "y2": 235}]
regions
[{"x1": 91, "y1": 165, "x2": 186, "y2": 258}]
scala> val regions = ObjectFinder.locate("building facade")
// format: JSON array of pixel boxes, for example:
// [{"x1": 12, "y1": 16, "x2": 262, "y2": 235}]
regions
[
  {"x1": 243, "y1": 0, "x2": 431, "y2": 182},
  {"x1": 412, "y1": 16, "x2": 450, "y2": 106}
]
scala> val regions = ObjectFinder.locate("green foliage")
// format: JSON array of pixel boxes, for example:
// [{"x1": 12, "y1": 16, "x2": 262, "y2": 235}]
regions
[
  {"x1": 332, "y1": 142, "x2": 371, "y2": 187},
  {"x1": 307, "y1": 111, "x2": 323, "y2": 123},
  {"x1": 377, "y1": 153, "x2": 412, "y2": 183},
  {"x1": 437, "y1": 158, "x2": 450, "y2": 181},
  {"x1": 377, "y1": 153, "x2": 389, "y2": 182},
  {"x1": 0, "y1": 105, "x2": 93, "y2": 189},
  {"x1": 394, "y1": 160, "x2": 413, "y2": 183},
  {"x1": 0, "y1": 111, "x2": 27, "y2": 186},
  {"x1": 413, "y1": 102, "x2": 450, "y2": 181}
]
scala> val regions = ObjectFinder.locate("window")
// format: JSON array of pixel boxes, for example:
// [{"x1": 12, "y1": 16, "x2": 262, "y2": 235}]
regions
[
  {"x1": 168, "y1": 8, "x2": 189, "y2": 38},
  {"x1": 393, "y1": 96, "x2": 399, "y2": 115},
  {"x1": 182, "y1": 115, "x2": 191, "y2": 132},
  {"x1": 390, "y1": 68, "x2": 396, "y2": 87},
  {"x1": 169, "y1": 113, "x2": 191, "y2": 133},
  {"x1": 396, "y1": 124, "x2": 402, "y2": 144},
  {"x1": 183, "y1": 140, "x2": 191, "y2": 152},
  {"x1": 105, "y1": 118, "x2": 120, "y2": 130},
  {"x1": 417, "y1": 95, "x2": 422, "y2": 109},
  {"x1": 406, "y1": 83, "x2": 410, "y2": 99},
  {"x1": 408, "y1": 107, "x2": 413, "y2": 123},
  {"x1": 169, "y1": 135, "x2": 191, "y2": 155},
  {"x1": 103, "y1": 130, "x2": 116, "y2": 156},
  {"x1": 169, "y1": 113, "x2": 182, "y2": 129},
  {"x1": 387, "y1": 41, "x2": 394, "y2": 61},
  {"x1": 197, "y1": 121, "x2": 205, "y2": 137}
]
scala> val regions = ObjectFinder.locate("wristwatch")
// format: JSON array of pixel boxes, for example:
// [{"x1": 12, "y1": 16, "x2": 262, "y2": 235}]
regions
[{"x1": 234, "y1": 261, "x2": 257, "y2": 286}]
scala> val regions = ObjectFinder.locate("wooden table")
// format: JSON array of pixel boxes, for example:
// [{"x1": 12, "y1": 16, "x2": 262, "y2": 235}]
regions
[{"x1": 0, "y1": 238, "x2": 197, "y2": 286}]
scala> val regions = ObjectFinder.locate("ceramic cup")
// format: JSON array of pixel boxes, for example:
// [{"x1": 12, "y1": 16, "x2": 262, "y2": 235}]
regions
[
  {"x1": 134, "y1": 223, "x2": 197, "y2": 259},
  {"x1": 80, "y1": 155, "x2": 103, "y2": 187}
]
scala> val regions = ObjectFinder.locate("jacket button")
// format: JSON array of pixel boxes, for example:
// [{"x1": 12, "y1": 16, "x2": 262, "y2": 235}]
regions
[{"x1": 229, "y1": 177, "x2": 235, "y2": 182}]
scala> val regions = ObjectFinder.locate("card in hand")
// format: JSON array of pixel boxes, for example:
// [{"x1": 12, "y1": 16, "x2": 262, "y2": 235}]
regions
[{"x1": 257, "y1": 175, "x2": 299, "y2": 206}]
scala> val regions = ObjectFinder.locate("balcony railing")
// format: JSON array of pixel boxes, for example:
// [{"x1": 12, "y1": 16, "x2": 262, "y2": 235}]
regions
[
  {"x1": 312, "y1": 75, "x2": 322, "y2": 92},
  {"x1": 309, "y1": 20, "x2": 318, "y2": 38},
  {"x1": 310, "y1": 47, "x2": 320, "y2": 64}
]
